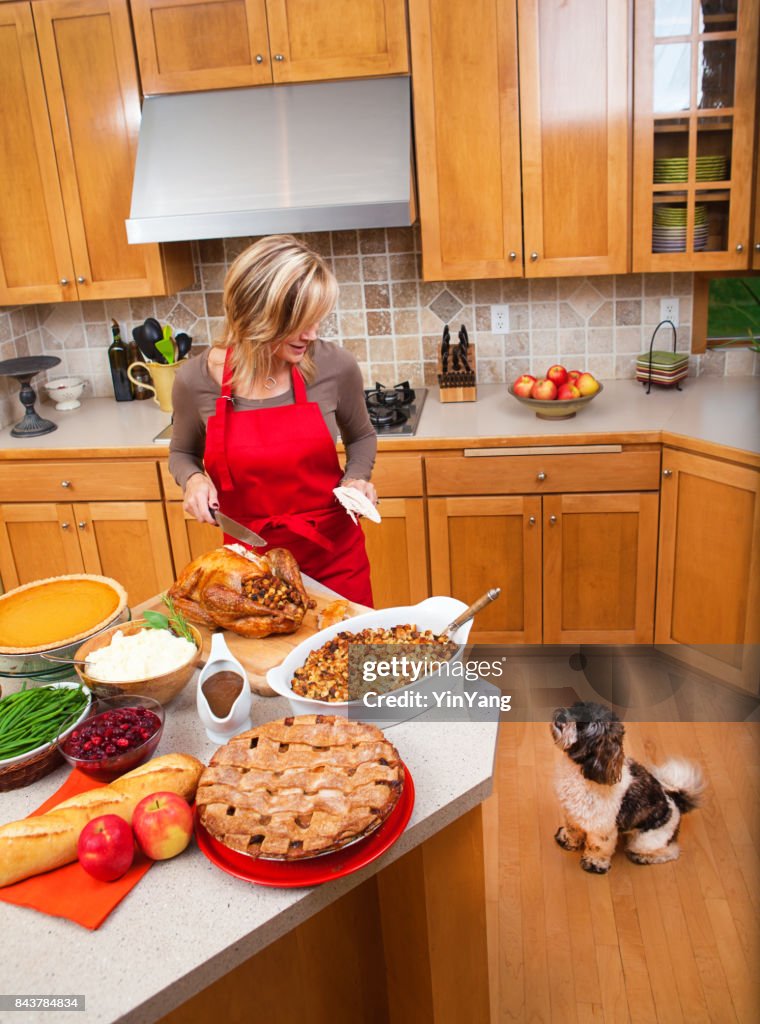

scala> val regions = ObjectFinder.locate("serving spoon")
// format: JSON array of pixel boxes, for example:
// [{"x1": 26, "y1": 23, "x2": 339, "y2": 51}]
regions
[{"x1": 443, "y1": 587, "x2": 501, "y2": 639}]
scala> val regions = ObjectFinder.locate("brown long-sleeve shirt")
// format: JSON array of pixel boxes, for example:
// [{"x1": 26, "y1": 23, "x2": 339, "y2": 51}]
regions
[{"x1": 168, "y1": 340, "x2": 377, "y2": 489}]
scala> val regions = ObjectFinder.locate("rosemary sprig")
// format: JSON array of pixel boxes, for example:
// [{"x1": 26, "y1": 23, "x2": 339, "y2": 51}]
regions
[{"x1": 143, "y1": 594, "x2": 196, "y2": 645}]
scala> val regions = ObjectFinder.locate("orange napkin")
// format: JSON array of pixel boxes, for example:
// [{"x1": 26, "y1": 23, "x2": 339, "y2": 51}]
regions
[{"x1": 0, "y1": 769, "x2": 153, "y2": 930}]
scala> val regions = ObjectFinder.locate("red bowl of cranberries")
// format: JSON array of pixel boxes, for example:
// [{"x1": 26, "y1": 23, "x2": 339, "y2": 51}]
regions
[{"x1": 58, "y1": 695, "x2": 165, "y2": 782}]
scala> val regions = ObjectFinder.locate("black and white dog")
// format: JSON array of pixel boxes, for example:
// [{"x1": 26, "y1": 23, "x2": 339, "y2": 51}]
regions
[{"x1": 550, "y1": 702, "x2": 704, "y2": 873}]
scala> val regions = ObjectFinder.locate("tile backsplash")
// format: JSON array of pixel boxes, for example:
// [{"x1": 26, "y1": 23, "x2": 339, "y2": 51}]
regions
[{"x1": 1, "y1": 226, "x2": 757, "y2": 428}]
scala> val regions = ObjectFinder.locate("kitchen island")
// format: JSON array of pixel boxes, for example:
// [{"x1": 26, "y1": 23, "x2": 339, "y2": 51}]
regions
[{"x1": 0, "y1": 579, "x2": 498, "y2": 1024}]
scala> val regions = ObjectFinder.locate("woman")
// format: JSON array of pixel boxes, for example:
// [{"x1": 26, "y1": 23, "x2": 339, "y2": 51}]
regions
[{"x1": 169, "y1": 234, "x2": 377, "y2": 606}]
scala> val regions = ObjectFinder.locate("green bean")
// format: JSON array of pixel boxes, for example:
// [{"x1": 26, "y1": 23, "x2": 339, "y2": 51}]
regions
[{"x1": 0, "y1": 685, "x2": 88, "y2": 759}]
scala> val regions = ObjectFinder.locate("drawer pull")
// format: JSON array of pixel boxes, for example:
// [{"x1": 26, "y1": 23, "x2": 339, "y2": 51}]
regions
[
  {"x1": 528, "y1": 515, "x2": 536, "y2": 526},
  {"x1": 663, "y1": 469, "x2": 673, "y2": 478},
  {"x1": 549, "y1": 515, "x2": 558, "y2": 525},
  {"x1": 537, "y1": 472, "x2": 546, "y2": 482},
  {"x1": 255, "y1": 54, "x2": 264, "y2": 63},
  {"x1": 78, "y1": 521, "x2": 87, "y2": 530},
  {"x1": 61, "y1": 480, "x2": 72, "y2": 488},
  {"x1": 61, "y1": 522, "x2": 70, "y2": 530}
]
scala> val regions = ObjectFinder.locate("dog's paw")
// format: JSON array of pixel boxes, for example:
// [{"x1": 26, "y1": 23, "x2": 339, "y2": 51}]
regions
[
  {"x1": 581, "y1": 857, "x2": 610, "y2": 874},
  {"x1": 626, "y1": 847, "x2": 679, "y2": 866},
  {"x1": 555, "y1": 827, "x2": 584, "y2": 851}
]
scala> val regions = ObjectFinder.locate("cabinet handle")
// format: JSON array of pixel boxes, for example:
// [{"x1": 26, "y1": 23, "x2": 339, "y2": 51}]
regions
[
  {"x1": 736, "y1": 243, "x2": 744, "y2": 253},
  {"x1": 530, "y1": 252, "x2": 539, "y2": 261},
  {"x1": 663, "y1": 468, "x2": 673, "y2": 477},
  {"x1": 755, "y1": 243, "x2": 760, "y2": 252},
  {"x1": 528, "y1": 515, "x2": 536, "y2": 526},
  {"x1": 536, "y1": 471, "x2": 546, "y2": 482},
  {"x1": 61, "y1": 480, "x2": 71, "y2": 488},
  {"x1": 77, "y1": 275, "x2": 86, "y2": 284},
  {"x1": 61, "y1": 522, "x2": 70, "y2": 530},
  {"x1": 78, "y1": 521, "x2": 87, "y2": 530},
  {"x1": 255, "y1": 54, "x2": 264, "y2": 63},
  {"x1": 274, "y1": 54, "x2": 284, "y2": 61},
  {"x1": 509, "y1": 251, "x2": 517, "y2": 261},
  {"x1": 549, "y1": 514, "x2": 557, "y2": 525},
  {"x1": 60, "y1": 278, "x2": 69, "y2": 286}
]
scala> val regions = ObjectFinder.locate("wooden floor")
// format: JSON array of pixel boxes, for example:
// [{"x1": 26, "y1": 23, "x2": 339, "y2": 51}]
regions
[{"x1": 483, "y1": 720, "x2": 760, "y2": 1024}]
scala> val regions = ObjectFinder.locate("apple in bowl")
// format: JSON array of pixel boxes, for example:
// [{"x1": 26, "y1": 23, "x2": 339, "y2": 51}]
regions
[
  {"x1": 531, "y1": 378, "x2": 557, "y2": 400},
  {"x1": 512, "y1": 374, "x2": 536, "y2": 398}
]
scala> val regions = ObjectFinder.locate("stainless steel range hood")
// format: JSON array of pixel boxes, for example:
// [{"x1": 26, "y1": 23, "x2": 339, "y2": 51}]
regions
[{"x1": 127, "y1": 76, "x2": 413, "y2": 243}]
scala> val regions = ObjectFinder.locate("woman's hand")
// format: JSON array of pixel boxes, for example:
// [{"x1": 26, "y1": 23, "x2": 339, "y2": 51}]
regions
[
  {"x1": 183, "y1": 472, "x2": 219, "y2": 524},
  {"x1": 342, "y1": 477, "x2": 378, "y2": 506}
]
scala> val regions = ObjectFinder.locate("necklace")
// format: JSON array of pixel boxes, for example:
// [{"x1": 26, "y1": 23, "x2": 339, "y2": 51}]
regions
[{"x1": 263, "y1": 376, "x2": 277, "y2": 390}]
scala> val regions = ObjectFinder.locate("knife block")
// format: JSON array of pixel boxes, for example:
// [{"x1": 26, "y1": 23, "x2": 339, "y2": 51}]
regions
[{"x1": 438, "y1": 341, "x2": 477, "y2": 402}]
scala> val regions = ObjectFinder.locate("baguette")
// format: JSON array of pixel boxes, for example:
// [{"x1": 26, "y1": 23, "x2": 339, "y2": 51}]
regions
[{"x1": 0, "y1": 753, "x2": 204, "y2": 888}]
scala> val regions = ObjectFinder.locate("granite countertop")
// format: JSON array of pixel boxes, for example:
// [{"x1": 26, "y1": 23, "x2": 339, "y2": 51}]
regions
[
  {"x1": 0, "y1": 580, "x2": 498, "y2": 1024},
  {"x1": 0, "y1": 377, "x2": 758, "y2": 458}
]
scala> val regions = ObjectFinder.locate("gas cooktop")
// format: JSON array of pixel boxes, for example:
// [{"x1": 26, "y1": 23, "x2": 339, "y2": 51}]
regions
[{"x1": 364, "y1": 382, "x2": 427, "y2": 436}]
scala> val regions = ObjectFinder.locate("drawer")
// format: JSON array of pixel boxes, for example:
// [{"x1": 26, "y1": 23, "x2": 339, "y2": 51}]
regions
[
  {"x1": 0, "y1": 461, "x2": 162, "y2": 501},
  {"x1": 161, "y1": 454, "x2": 425, "y2": 500},
  {"x1": 425, "y1": 450, "x2": 661, "y2": 495}
]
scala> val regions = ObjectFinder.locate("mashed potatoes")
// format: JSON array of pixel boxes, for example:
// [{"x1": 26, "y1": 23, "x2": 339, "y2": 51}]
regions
[{"x1": 85, "y1": 627, "x2": 197, "y2": 682}]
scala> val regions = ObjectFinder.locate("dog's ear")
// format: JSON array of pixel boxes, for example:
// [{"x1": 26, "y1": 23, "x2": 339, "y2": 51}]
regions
[{"x1": 581, "y1": 718, "x2": 625, "y2": 785}]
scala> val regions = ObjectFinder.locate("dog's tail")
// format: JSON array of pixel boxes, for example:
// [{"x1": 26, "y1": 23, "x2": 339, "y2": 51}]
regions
[{"x1": 650, "y1": 758, "x2": 705, "y2": 814}]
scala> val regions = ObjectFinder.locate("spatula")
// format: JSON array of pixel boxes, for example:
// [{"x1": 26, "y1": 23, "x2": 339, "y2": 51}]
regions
[{"x1": 155, "y1": 325, "x2": 175, "y2": 364}]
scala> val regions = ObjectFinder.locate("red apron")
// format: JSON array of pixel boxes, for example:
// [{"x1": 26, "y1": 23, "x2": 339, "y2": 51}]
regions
[{"x1": 203, "y1": 353, "x2": 373, "y2": 607}]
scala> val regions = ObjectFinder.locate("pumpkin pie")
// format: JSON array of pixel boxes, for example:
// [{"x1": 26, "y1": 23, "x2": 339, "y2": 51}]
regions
[
  {"x1": 197, "y1": 715, "x2": 404, "y2": 860},
  {"x1": 0, "y1": 574, "x2": 128, "y2": 653}
]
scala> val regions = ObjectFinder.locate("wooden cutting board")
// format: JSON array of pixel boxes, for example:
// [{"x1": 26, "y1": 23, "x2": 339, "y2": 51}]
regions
[{"x1": 139, "y1": 589, "x2": 370, "y2": 696}]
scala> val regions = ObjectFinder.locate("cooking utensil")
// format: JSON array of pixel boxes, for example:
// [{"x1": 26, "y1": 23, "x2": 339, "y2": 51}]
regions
[
  {"x1": 155, "y1": 325, "x2": 175, "y2": 364},
  {"x1": 442, "y1": 587, "x2": 501, "y2": 639},
  {"x1": 441, "y1": 325, "x2": 451, "y2": 374},
  {"x1": 212, "y1": 510, "x2": 267, "y2": 547},
  {"x1": 458, "y1": 325, "x2": 472, "y2": 372},
  {"x1": 175, "y1": 332, "x2": 192, "y2": 360},
  {"x1": 132, "y1": 325, "x2": 156, "y2": 362},
  {"x1": 141, "y1": 318, "x2": 167, "y2": 364}
]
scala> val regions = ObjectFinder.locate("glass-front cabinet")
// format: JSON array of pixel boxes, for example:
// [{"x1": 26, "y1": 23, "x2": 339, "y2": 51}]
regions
[{"x1": 633, "y1": 0, "x2": 759, "y2": 270}]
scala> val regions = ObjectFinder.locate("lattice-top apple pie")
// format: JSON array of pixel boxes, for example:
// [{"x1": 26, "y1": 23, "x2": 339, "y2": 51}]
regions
[{"x1": 196, "y1": 715, "x2": 404, "y2": 860}]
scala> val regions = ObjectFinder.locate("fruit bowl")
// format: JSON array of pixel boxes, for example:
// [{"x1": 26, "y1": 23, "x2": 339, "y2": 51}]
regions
[
  {"x1": 58, "y1": 694, "x2": 164, "y2": 782},
  {"x1": 508, "y1": 381, "x2": 604, "y2": 420},
  {"x1": 74, "y1": 619, "x2": 203, "y2": 705},
  {"x1": 44, "y1": 376, "x2": 86, "y2": 410}
]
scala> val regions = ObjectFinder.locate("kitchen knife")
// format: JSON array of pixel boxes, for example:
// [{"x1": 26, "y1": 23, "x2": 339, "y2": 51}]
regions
[
  {"x1": 212, "y1": 509, "x2": 267, "y2": 547},
  {"x1": 441, "y1": 324, "x2": 450, "y2": 374}
]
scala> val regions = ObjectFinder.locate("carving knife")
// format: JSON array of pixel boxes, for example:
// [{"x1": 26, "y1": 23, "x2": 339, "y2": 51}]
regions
[{"x1": 212, "y1": 509, "x2": 267, "y2": 547}]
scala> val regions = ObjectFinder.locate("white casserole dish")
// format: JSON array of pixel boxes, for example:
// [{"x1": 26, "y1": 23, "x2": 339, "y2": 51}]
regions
[{"x1": 266, "y1": 596, "x2": 474, "y2": 726}]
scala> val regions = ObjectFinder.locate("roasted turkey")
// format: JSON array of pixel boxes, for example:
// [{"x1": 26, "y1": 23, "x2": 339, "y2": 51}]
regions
[{"x1": 167, "y1": 546, "x2": 315, "y2": 638}]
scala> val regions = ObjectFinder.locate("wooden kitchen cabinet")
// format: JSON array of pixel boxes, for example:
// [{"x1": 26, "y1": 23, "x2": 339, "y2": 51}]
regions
[
  {"x1": 130, "y1": 0, "x2": 408, "y2": 94},
  {"x1": 362, "y1": 498, "x2": 428, "y2": 609},
  {"x1": 656, "y1": 448, "x2": 760, "y2": 692},
  {"x1": 409, "y1": 0, "x2": 630, "y2": 280},
  {"x1": 428, "y1": 496, "x2": 543, "y2": 643},
  {"x1": 632, "y1": 0, "x2": 759, "y2": 272},
  {"x1": 753, "y1": 130, "x2": 760, "y2": 270},
  {"x1": 0, "y1": 0, "x2": 192, "y2": 306}
]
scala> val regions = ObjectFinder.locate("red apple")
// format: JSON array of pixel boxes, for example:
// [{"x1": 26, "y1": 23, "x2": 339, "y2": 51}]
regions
[
  {"x1": 566, "y1": 369, "x2": 582, "y2": 386},
  {"x1": 132, "y1": 792, "x2": 194, "y2": 861},
  {"x1": 577, "y1": 372, "x2": 600, "y2": 396},
  {"x1": 557, "y1": 383, "x2": 581, "y2": 400},
  {"x1": 512, "y1": 374, "x2": 536, "y2": 398},
  {"x1": 77, "y1": 814, "x2": 135, "y2": 882},
  {"x1": 531, "y1": 378, "x2": 558, "y2": 400},
  {"x1": 546, "y1": 364, "x2": 568, "y2": 388}
]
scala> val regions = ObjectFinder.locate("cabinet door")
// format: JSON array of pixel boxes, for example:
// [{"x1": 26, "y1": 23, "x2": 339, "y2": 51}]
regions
[
  {"x1": 0, "y1": 503, "x2": 83, "y2": 588},
  {"x1": 518, "y1": 0, "x2": 629, "y2": 276},
  {"x1": 130, "y1": 0, "x2": 272, "y2": 94},
  {"x1": 633, "y1": 0, "x2": 759, "y2": 272},
  {"x1": 266, "y1": 0, "x2": 408, "y2": 83},
  {"x1": 656, "y1": 450, "x2": 760, "y2": 692},
  {"x1": 753, "y1": 140, "x2": 760, "y2": 270},
  {"x1": 408, "y1": 0, "x2": 523, "y2": 280},
  {"x1": 361, "y1": 498, "x2": 429, "y2": 609},
  {"x1": 428, "y1": 496, "x2": 542, "y2": 643},
  {"x1": 164, "y1": 502, "x2": 221, "y2": 573},
  {"x1": 543, "y1": 492, "x2": 658, "y2": 644},
  {"x1": 32, "y1": 0, "x2": 192, "y2": 300},
  {"x1": 74, "y1": 501, "x2": 175, "y2": 606},
  {"x1": 0, "y1": 2, "x2": 74, "y2": 304}
]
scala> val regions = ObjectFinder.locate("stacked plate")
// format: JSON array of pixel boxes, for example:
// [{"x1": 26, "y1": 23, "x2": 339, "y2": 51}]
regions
[
  {"x1": 653, "y1": 155, "x2": 728, "y2": 183},
  {"x1": 652, "y1": 204, "x2": 709, "y2": 252},
  {"x1": 636, "y1": 349, "x2": 689, "y2": 387}
]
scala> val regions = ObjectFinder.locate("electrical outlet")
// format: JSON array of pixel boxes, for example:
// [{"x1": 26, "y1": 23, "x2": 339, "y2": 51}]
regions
[
  {"x1": 491, "y1": 305, "x2": 510, "y2": 333},
  {"x1": 660, "y1": 298, "x2": 679, "y2": 326}
]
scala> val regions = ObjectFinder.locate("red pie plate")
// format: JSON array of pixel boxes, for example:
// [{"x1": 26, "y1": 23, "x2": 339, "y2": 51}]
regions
[{"x1": 194, "y1": 762, "x2": 415, "y2": 887}]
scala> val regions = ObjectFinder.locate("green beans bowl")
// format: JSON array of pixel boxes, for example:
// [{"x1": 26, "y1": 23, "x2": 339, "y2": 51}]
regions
[{"x1": 0, "y1": 682, "x2": 92, "y2": 769}]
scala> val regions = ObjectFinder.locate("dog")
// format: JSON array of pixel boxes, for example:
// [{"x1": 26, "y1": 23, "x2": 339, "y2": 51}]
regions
[{"x1": 550, "y1": 702, "x2": 704, "y2": 873}]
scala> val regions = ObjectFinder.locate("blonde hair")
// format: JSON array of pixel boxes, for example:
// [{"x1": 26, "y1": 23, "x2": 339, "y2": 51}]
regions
[{"x1": 216, "y1": 235, "x2": 338, "y2": 389}]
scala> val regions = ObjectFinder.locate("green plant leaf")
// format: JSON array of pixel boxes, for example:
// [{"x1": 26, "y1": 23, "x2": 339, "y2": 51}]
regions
[{"x1": 143, "y1": 609, "x2": 170, "y2": 631}]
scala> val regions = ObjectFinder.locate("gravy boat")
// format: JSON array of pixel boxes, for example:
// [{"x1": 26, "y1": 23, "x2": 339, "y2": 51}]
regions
[{"x1": 197, "y1": 632, "x2": 252, "y2": 743}]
